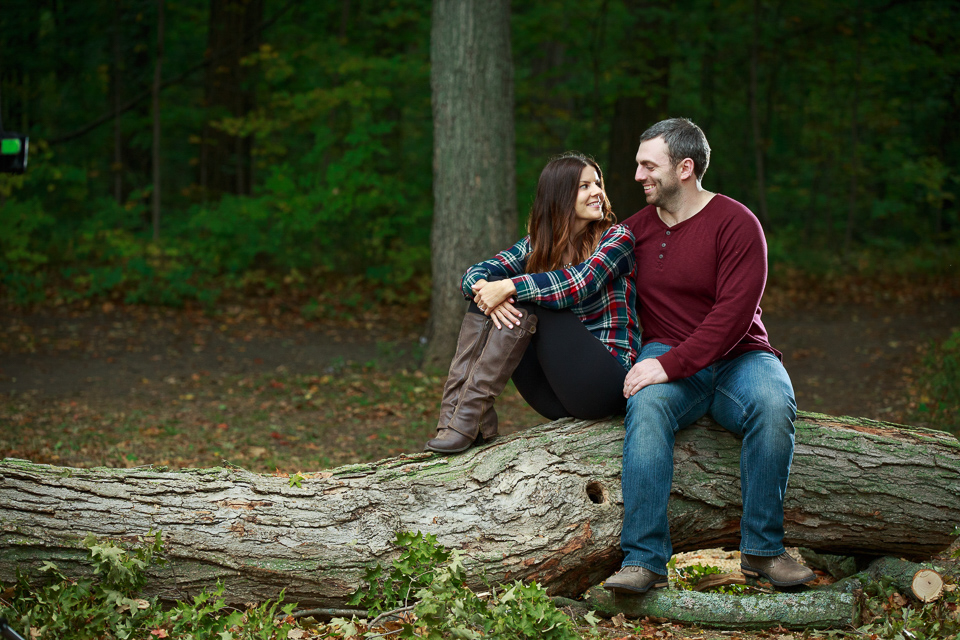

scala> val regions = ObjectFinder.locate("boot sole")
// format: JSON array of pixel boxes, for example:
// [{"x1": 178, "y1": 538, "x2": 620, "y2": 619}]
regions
[
  {"x1": 603, "y1": 580, "x2": 668, "y2": 594},
  {"x1": 741, "y1": 565, "x2": 815, "y2": 588},
  {"x1": 424, "y1": 434, "x2": 496, "y2": 454}
]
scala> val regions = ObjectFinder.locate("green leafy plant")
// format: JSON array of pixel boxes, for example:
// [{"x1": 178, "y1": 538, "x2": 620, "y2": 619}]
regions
[
  {"x1": 1, "y1": 533, "x2": 164, "y2": 639},
  {"x1": 672, "y1": 563, "x2": 748, "y2": 595},
  {"x1": 349, "y1": 530, "x2": 452, "y2": 615},
  {"x1": 347, "y1": 531, "x2": 580, "y2": 639},
  {"x1": 913, "y1": 329, "x2": 960, "y2": 436},
  {"x1": 858, "y1": 575, "x2": 960, "y2": 640},
  {"x1": 0, "y1": 532, "x2": 297, "y2": 640}
]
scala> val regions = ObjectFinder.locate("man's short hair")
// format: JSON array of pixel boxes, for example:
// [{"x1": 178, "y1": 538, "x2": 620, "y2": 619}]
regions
[{"x1": 640, "y1": 118, "x2": 711, "y2": 182}]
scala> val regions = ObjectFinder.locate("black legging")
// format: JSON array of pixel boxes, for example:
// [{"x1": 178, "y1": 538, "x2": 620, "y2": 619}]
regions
[{"x1": 467, "y1": 302, "x2": 628, "y2": 420}]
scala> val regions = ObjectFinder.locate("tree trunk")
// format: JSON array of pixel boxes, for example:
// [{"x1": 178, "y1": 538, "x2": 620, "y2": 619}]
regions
[
  {"x1": 151, "y1": 0, "x2": 164, "y2": 241},
  {"x1": 111, "y1": 0, "x2": 124, "y2": 205},
  {"x1": 200, "y1": 0, "x2": 263, "y2": 199},
  {"x1": 424, "y1": 0, "x2": 517, "y2": 369},
  {"x1": 605, "y1": 1, "x2": 669, "y2": 221},
  {"x1": 748, "y1": 0, "x2": 770, "y2": 227},
  {"x1": 1, "y1": 413, "x2": 957, "y2": 610},
  {"x1": 843, "y1": 7, "x2": 862, "y2": 255}
]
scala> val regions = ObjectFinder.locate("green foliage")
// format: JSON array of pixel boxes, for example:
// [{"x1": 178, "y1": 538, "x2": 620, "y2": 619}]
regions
[
  {"x1": 1, "y1": 533, "x2": 164, "y2": 639},
  {"x1": 345, "y1": 531, "x2": 580, "y2": 639},
  {"x1": 3, "y1": 0, "x2": 958, "y2": 309},
  {"x1": 410, "y1": 561, "x2": 579, "y2": 640},
  {"x1": 349, "y1": 530, "x2": 452, "y2": 615},
  {"x1": 0, "y1": 532, "x2": 297, "y2": 640},
  {"x1": 858, "y1": 575, "x2": 960, "y2": 640},
  {"x1": 156, "y1": 585, "x2": 295, "y2": 640},
  {"x1": 913, "y1": 329, "x2": 960, "y2": 436},
  {"x1": 672, "y1": 563, "x2": 748, "y2": 595},
  {"x1": 0, "y1": 185, "x2": 55, "y2": 304}
]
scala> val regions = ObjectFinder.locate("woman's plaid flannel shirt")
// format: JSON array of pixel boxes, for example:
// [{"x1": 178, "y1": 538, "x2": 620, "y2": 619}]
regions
[{"x1": 460, "y1": 224, "x2": 639, "y2": 370}]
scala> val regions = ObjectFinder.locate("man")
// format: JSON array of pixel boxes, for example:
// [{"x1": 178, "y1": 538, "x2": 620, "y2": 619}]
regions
[{"x1": 603, "y1": 118, "x2": 815, "y2": 593}]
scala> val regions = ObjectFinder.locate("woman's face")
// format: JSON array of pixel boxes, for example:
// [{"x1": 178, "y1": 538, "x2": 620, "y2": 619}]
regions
[{"x1": 573, "y1": 164, "x2": 604, "y2": 233}]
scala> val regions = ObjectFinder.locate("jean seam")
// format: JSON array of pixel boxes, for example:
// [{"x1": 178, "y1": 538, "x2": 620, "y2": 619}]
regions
[
  {"x1": 672, "y1": 390, "x2": 712, "y2": 431},
  {"x1": 620, "y1": 560, "x2": 666, "y2": 574},
  {"x1": 741, "y1": 545, "x2": 786, "y2": 557},
  {"x1": 716, "y1": 381, "x2": 755, "y2": 549}
]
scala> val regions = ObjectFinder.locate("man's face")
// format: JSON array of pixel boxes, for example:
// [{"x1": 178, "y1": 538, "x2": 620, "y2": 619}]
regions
[{"x1": 635, "y1": 137, "x2": 681, "y2": 210}]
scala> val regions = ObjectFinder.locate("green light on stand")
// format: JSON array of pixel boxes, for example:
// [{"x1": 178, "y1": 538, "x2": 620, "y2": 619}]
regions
[{"x1": 0, "y1": 133, "x2": 28, "y2": 173}]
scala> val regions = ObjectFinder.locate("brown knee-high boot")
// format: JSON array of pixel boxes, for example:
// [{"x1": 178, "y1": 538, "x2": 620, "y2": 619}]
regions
[
  {"x1": 434, "y1": 311, "x2": 493, "y2": 434},
  {"x1": 425, "y1": 309, "x2": 538, "y2": 454}
]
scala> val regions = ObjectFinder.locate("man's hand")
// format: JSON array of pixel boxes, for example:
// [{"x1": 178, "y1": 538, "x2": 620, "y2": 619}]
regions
[{"x1": 623, "y1": 358, "x2": 668, "y2": 397}]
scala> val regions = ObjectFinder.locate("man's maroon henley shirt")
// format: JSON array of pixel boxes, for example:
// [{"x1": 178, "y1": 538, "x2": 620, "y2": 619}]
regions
[{"x1": 623, "y1": 194, "x2": 780, "y2": 381}]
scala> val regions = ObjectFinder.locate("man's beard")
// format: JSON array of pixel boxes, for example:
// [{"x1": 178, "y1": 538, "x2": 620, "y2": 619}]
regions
[{"x1": 647, "y1": 174, "x2": 682, "y2": 211}]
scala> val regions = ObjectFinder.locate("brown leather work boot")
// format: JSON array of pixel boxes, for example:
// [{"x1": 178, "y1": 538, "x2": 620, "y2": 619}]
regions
[
  {"x1": 741, "y1": 552, "x2": 816, "y2": 588},
  {"x1": 425, "y1": 310, "x2": 537, "y2": 454},
  {"x1": 603, "y1": 566, "x2": 669, "y2": 594}
]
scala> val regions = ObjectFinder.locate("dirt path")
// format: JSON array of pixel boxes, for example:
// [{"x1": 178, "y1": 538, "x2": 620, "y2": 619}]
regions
[
  {"x1": 767, "y1": 297, "x2": 960, "y2": 422},
  {"x1": 2, "y1": 297, "x2": 958, "y2": 425}
]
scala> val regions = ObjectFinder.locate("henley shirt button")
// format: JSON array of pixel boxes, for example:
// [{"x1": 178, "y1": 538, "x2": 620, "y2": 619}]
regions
[
  {"x1": 659, "y1": 254, "x2": 664, "y2": 259},
  {"x1": 661, "y1": 242, "x2": 666, "y2": 247},
  {"x1": 665, "y1": 231, "x2": 671, "y2": 235}
]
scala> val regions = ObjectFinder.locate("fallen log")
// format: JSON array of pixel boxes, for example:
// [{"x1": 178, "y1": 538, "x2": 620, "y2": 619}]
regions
[
  {"x1": 1, "y1": 412, "x2": 958, "y2": 609},
  {"x1": 799, "y1": 548, "x2": 859, "y2": 580},
  {"x1": 583, "y1": 584, "x2": 862, "y2": 630},
  {"x1": 843, "y1": 557, "x2": 946, "y2": 603}
]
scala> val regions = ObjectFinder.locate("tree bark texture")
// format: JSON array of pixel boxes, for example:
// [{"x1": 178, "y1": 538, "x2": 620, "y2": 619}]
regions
[
  {"x1": 1, "y1": 413, "x2": 958, "y2": 609},
  {"x1": 425, "y1": 0, "x2": 517, "y2": 369},
  {"x1": 583, "y1": 585, "x2": 861, "y2": 630}
]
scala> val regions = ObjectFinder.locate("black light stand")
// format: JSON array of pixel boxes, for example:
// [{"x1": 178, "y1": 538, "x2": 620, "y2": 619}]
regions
[
  {"x1": 0, "y1": 86, "x2": 29, "y2": 174},
  {"x1": 0, "y1": 618, "x2": 27, "y2": 640}
]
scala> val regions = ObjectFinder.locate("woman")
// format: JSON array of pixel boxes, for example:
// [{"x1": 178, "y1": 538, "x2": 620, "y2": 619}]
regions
[{"x1": 425, "y1": 152, "x2": 639, "y2": 454}]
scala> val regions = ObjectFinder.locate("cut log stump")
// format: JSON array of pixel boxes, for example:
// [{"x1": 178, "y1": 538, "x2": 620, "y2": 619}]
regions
[
  {"x1": 1, "y1": 412, "x2": 958, "y2": 609},
  {"x1": 865, "y1": 557, "x2": 945, "y2": 602}
]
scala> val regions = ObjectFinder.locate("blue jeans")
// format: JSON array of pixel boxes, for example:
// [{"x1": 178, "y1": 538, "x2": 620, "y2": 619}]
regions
[{"x1": 620, "y1": 342, "x2": 797, "y2": 574}]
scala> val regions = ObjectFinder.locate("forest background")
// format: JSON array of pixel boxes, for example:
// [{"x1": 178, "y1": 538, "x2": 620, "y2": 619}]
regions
[
  {"x1": 2, "y1": 3, "x2": 960, "y2": 637},
  {"x1": 1, "y1": 0, "x2": 959, "y2": 443}
]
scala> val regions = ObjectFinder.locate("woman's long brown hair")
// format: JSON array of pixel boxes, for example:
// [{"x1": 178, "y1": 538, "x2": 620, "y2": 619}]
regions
[{"x1": 525, "y1": 153, "x2": 616, "y2": 274}]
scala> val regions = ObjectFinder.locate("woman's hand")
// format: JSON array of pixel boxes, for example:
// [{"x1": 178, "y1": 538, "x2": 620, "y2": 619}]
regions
[
  {"x1": 488, "y1": 299, "x2": 523, "y2": 330},
  {"x1": 472, "y1": 279, "x2": 517, "y2": 315}
]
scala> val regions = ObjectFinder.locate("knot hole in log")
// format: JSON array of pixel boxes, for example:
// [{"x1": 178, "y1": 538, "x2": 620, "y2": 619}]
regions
[{"x1": 586, "y1": 481, "x2": 608, "y2": 505}]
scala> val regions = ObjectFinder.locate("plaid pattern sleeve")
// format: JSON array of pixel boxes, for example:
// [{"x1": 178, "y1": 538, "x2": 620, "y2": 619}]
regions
[
  {"x1": 458, "y1": 226, "x2": 639, "y2": 368},
  {"x1": 510, "y1": 224, "x2": 635, "y2": 310},
  {"x1": 460, "y1": 237, "x2": 531, "y2": 299},
  {"x1": 514, "y1": 225, "x2": 638, "y2": 368}
]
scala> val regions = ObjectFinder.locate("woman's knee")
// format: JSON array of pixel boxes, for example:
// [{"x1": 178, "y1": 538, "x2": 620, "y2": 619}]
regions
[{"x1": 563, "y1": 392, "x2": 626, "y2": 420}]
